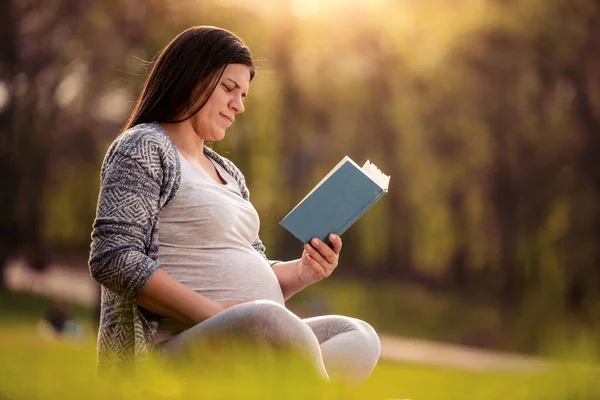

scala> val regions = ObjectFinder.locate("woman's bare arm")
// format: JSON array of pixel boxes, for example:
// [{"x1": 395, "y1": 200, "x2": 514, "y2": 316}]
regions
[{"x1": 136, "y1": 268, "x2": 226, "y2": 325}]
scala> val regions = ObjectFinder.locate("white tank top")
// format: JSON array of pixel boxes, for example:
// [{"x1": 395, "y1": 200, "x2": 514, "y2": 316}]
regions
[{"x1": 155, "y1": 151, "x2": 284, "y2": 343}]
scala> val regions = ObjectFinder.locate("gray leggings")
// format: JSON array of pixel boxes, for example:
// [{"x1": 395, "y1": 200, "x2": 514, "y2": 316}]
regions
[{"x1": 156, "y1": 300, "x2": 381, "y2": 384}]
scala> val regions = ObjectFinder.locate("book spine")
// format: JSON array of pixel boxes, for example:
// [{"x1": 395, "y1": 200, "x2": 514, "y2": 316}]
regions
[{"x1": 334, "y1": 189, "x2": 387, "y2": 237}]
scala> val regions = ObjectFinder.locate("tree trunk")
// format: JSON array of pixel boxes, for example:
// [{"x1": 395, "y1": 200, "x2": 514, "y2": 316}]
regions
[{"x1": 0, "y1": 0, "x2": 17, "y2": 286}]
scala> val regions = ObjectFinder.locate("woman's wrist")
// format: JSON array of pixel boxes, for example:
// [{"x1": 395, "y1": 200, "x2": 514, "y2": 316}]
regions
[
  {"x1": 271, "y1": 259, "x2": 307, "y2": 300},
  {"x1": 205, "y1": 300, "x2": 226, "y2": 320},
  {"x1": 296, "y1": 258, "x2": 314, "y2": 287}
]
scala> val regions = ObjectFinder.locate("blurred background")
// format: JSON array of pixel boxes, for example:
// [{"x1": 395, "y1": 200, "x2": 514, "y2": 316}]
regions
[{"x1": 1, "y1": 0, "x2": 599, "y2": 372}]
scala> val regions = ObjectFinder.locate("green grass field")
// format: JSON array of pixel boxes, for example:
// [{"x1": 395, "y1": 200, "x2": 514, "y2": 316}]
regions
[{"x1": 1, "y1": 289, "x2": 599, "y2": 399}]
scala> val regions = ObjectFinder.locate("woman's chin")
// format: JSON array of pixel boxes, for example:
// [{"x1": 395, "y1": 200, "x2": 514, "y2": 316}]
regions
[
  {"x1": 215, "y1": 131, "x2": 227, "y2": 141},
  {"x1": 207, "y1": 130, "x2": 227, "y2": 142}
]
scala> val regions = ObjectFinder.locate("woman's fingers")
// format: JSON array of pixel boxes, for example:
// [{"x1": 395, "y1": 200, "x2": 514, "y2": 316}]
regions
[
  {"x1": 309, "y1": 238, "x2": 338, "y2": 264},
  {"x1": 328, "y1": 234, "x2": 343, "y2": 254},
  {"x1": 304, "y1": 253, "x2": 327, "y2": 278},
  {"x1": 304, "y1": 243, "x2": 327, "y2": 265}
]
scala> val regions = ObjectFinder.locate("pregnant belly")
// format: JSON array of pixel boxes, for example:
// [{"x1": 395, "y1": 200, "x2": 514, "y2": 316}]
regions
[{"x1": 158, "y1": 246, "x2": 285, "y2": 305}]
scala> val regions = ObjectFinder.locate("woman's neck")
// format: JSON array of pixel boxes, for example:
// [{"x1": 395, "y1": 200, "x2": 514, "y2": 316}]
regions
[{"x1": 160, "y1": 121, "x2": 205, "y2": 160}]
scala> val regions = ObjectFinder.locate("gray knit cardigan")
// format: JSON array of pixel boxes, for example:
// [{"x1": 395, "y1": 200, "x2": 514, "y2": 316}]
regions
[{"x1": 88, "y1": 122, "x2": 275, "y2": 370}]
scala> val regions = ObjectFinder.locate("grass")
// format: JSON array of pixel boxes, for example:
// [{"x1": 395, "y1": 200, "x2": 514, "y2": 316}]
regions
[{"x1": 1, "y1": 288, "x2": 599, "y2": 399}]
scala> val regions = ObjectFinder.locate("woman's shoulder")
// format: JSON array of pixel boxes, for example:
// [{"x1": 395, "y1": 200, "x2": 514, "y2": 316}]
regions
[
  {"x1": 101, "y1": 122, "x2": 181, "y2": 189},
  {"x1": 103, "y1": 122, "x2": 178, "y2": 168},
  {"x1": 110, "y1": 122, "x2": 174, "y2": 156}
]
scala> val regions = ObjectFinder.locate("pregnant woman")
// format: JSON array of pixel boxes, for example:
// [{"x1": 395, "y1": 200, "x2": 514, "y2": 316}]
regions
[{"x1": 89, "y1": 26, "x2": 380, "y2": 384}]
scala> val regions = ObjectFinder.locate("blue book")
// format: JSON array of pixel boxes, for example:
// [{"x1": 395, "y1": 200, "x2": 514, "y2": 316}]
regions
[{"x1": 280, "y1": 156, "x2": 390, "y2": 244}]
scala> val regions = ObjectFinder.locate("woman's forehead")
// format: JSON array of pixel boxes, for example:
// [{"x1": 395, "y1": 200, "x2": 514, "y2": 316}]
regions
[{"x1": 222, "y1": 64, "x2": 251, "y2": 86}]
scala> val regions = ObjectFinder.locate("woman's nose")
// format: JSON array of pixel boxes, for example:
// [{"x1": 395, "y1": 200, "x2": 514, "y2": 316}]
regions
[{"x1": 230, "y1": 96, "x2": 245, "y2": 114}]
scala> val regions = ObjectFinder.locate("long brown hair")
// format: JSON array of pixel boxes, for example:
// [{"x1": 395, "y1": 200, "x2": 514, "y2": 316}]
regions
[{"x1": 122, "y1": 26, "x2": 255, "y2": 132}]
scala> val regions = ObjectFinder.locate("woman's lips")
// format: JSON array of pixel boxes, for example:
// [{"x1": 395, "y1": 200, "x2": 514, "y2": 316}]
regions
[{"x1": 220, "y1": 114, "x2": 233, "y2": 125}]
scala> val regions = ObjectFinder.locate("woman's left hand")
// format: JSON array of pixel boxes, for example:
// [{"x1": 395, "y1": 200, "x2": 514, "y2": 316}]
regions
[{"x1": 298, "y1": 234, "x2": 343, "y2": 286}]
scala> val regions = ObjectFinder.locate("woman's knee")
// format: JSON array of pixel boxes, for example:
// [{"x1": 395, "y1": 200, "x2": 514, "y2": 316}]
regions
[
  {"x1": 351, "y1": 318, "x2": 381, "y2": 359},
  {"x1": 234, "y1": 300, "x2": 294, "y2": 325},
  {"x1": 230, "y1": 301, "x2": 315, "y2": 342}
]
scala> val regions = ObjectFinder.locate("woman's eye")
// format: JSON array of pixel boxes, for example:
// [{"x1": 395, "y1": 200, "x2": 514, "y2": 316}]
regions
[{"x1": 223, "y1": 84, "x2": 232, "y2": 92}]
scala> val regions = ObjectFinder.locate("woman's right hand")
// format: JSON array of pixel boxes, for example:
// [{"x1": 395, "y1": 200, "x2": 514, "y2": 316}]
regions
[{"x1": 215, "y1": 299, "x2": 252, "y2": 312}]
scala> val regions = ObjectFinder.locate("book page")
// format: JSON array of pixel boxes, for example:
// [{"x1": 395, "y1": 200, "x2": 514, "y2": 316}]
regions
[{"x1": 362, "y1": 160, "x2": 390, "y2": 190}]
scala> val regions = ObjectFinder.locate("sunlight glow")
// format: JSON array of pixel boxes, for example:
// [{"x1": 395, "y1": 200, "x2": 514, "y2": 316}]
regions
[
  {"x1": 55, "y1": 64, "x2": 87, "y2": 108},
  {"x1": 291, "y1": 0, "x2": 320, "y2": 18},
  {"x1": 94, "y1": 87, "x2": 132, "y2": 122},
  {"x1": 0, "y1": 81, "x2": 9, "y2": 112}
]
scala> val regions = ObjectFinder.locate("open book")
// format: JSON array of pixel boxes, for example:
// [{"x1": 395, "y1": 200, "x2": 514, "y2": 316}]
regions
[{"x1": 280, "y1": 156, "x2": 390, "y2": 244}]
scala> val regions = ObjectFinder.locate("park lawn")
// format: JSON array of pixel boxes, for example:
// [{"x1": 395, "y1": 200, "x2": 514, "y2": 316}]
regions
[
  {"x1": 0, "y1": 289, "x2": 599, "y2": 399},
  {"x1": 1, "y1": 324, "x2": 599, "y2": 399}
]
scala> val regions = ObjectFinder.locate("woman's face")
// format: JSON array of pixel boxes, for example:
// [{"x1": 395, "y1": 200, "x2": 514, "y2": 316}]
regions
[{"x1": 190, "y1": 63, "x2": 251, "y2": 141}]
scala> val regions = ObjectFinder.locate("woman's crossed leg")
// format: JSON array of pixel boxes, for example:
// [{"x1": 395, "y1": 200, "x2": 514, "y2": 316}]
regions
[{"x1": 156, "y1": 300, "x2": 380, "y2": 384}]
